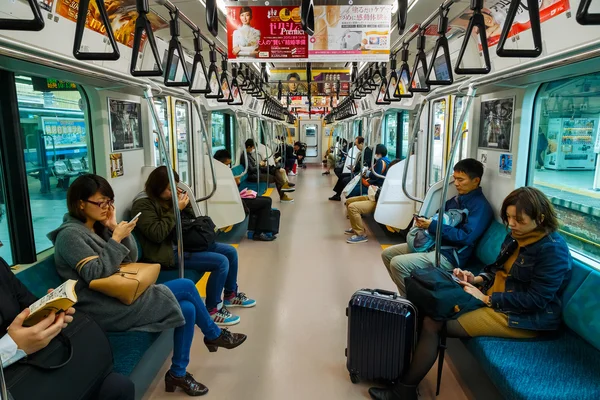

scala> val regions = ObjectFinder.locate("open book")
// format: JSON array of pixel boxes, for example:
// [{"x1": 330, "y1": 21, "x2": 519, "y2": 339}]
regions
[{"x1": 24, "y1": 279, "x2": 78, "y2": 327}]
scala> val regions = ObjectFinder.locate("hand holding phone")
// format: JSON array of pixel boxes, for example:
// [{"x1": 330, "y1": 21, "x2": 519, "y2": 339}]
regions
[{"x1": 129, "y1": 212, "x2": 141, "y2": 224}]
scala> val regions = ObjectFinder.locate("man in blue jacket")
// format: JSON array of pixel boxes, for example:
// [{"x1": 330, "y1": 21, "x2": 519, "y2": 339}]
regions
[{"x1": 381, "y1": 158, "x2": 493, "y2": 296}]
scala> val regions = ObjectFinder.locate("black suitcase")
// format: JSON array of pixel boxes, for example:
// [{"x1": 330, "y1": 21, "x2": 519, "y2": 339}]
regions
[
  {"x1": 346, "y1": 288, "x2": 417, "y2": 384},
  {"x1": 248, "y1": 208, "x2": 280, "y2": 235}
]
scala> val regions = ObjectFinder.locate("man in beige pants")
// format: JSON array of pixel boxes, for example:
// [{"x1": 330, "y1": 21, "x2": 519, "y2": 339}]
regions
[{"x1": 344, "y1": 195, "x2": 376, "y2": 243}]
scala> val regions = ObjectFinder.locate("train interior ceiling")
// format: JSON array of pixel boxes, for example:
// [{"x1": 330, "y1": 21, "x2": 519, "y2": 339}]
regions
[{"x1": 1, "y1": 0, "x2": 600, "y2": 399}]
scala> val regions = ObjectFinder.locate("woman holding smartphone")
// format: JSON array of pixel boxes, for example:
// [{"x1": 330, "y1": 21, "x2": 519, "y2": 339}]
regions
[{"x1": 49, "y1": 174, "x2": 247, "y2": 396}]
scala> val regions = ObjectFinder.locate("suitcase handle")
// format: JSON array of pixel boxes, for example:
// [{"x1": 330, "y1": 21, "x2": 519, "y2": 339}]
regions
[{"x1": 373, "y1": 289, "x2": 398, "y2": 298}]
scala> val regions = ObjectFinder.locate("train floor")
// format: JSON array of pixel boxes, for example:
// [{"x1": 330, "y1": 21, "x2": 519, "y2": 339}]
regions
[{"x1": 144, "y1": 165, "x2": 469, "y2": 400}]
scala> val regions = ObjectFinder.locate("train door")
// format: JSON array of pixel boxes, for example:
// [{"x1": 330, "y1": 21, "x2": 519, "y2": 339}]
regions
[
  {"x1": 302, "y1": 122, "x2": 320, "y2": 161},
  {"x1": 173, "y1": 99, "x2": 193, "y2": 186},
  {"x1": 427, "y1": 96, "x2": 451, "y2": 187}
]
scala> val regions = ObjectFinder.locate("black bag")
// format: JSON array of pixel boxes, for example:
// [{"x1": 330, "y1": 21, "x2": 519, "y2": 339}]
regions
[
  {"x1": 248, "y1": 208, "x2": 280, "y2": 235},
  {"x1": 405, "y1": 267, "x2": 485, "y2": 322},
  {"x1": 4, "y1": 312, "x2": 113, "y2": 400},
  {"x1": 346, "y1": 289, "x2": 417, "y2": 384},
  {"x1": 181, "y1": 213, "x2": 217, "y2": 252}
]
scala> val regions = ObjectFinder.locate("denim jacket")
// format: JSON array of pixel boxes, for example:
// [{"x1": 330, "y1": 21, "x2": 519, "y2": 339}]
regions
[{"x1": 479, "y1": 232, "x2": 572, "y2": 331}]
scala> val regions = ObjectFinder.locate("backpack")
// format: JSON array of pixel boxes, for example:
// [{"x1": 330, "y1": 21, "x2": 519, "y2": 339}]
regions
[
  {"x1": 180, "y1": 213, "x2": 217, "y2": 252},
  {"x1": 406, "y1": 209, "x2": 469, "y2": 265}
]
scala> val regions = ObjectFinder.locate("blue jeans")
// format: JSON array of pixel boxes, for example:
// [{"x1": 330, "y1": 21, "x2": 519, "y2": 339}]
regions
[
  {"x1": 163, "y1": 279, "x2": 221, "y2": 377},
  {"x1": 175, "y1": 242, "x2": 239, "y2": 310}
]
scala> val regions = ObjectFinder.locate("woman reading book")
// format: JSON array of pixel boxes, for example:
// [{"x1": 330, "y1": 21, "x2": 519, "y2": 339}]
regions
[
  {"x1": 48, "y1": 174, "x2": 248, "y2": 396},
  {"x1": 0, "y1": 256, "x2": 134, "y2": 399}
]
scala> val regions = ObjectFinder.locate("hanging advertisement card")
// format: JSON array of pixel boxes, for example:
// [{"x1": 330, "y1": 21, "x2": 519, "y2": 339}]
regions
[
  {"x1": 451, "y1": 0, "x2": 570, "y2": 50},
  {"x1": 309, "y1": 4, "x2": 392, "y2": 62},
  {"x1": 55, "y1": 0, "x2": 168, "y2": 49},
  {"x1": 227, "y1": 5, "x2": 308, "y2": 61},
  {"x1": 110, "y1": 153, "x2": 124, "y2": 178},
  {"x1": 108, "y1": 99, "x2": 143, "y2": 152}
]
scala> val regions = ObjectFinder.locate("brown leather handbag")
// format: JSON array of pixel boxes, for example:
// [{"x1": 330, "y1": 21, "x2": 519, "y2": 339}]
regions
[{"x1": 76, "y1": 256, "x2": 160, "y2": 305}]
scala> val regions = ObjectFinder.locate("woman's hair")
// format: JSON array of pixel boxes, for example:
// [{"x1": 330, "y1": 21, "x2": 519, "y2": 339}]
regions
[
  {"x1": 67, "y1": 174, "x2": 114, "y2": 226},
  {"x1": 501, "y1": 187, "x2": 559, "y2": 233},
  {"x1": 145, "y1": 166, "x2": 180, "y2": 202},
  {"x1": 240, "y1": 6, "x2": 252, "y2": 19}
]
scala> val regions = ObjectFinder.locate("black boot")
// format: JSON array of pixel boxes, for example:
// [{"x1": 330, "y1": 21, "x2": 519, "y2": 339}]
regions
[{"x1": 368, "y1": 383, "x2": 417, "y2": 400}]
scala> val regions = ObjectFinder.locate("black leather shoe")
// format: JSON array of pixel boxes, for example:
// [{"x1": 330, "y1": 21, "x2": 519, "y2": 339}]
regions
[
  {"x1": 204, "y1": 328, "x2": 247, "y2": 352},
  {"x1": 329, "y1": 195, "x2": 341, "y2": 201},
  {"x1": 165, "y1": 371, "x2": 208, "y2": 396}
]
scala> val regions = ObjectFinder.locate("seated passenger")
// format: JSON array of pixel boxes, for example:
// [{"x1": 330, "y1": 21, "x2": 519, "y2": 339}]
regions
[
  {"x1": 241, "y1": 138, "x2": 295, "y2": 203},
  {"x1": 294, "y1": 141, "x2": 307, "y2": 169},
  {"x1": 0, "y1": 256, "x2": 134, "y2": 400},
  {"x1": 345, "y1": 158, "x2": 400, "y2": 244},
  {"x1": 132, "y1": 167, "x2": 257, "y2": 326},
  {"x1": 48, "y1": 174, "x2": 246, "y2": 396},
  {"x1": 322, "y1": 140, "x2": 337, "y2": 175},
  {"x1": 369, "y1": 187, "x2": 572, "y2": 400},
  {"x1": 214, "y1": 149, "x2": 277, "y2": 242},
  {"x1": 329, "y1": 137, "x2": 364, "y2": 201},
  {"x1": 347, "y1": 144, "x2": 390, "y2": 199},
  {"x1": 381, "y1": 159, "x2": 493, "y2": 296}
]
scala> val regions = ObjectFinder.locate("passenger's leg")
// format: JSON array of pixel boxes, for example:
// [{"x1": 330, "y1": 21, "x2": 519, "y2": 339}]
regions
[
  {"x1": 244, "y1": 196, "x2": 273, "y2": 233},
  {"x1": 162, "y1": 278, "x2": 221, "y2": 339},
  {"x1": 95, "y1": 373, "x2": 135, "y2": 400},
  {"x1": 348, "y1": 200, "x2": 376, "y2": 236},
  {"x1": 345, "y1": 195, "x2": 369, "y2": 207},
  {"x1": 381, "y1": 243, "x2": 411, "y2": 271},
  {"x1": 170, "y1": 299, "x2": 197, "y2": 376},
  {"x1": 180, "y1": 250, "x2": 228, "y2": 311},
  {"x1": 207, "y1": 242, "x2": 257, "y2": 308},
  {"x1": 388, "y1": 251, "x2": 437, "y2": 296}
]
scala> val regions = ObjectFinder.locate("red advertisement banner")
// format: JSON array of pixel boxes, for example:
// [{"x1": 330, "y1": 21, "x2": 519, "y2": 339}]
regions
[
  {"x1": 55, "y1": 0, "x2": 168, "y2": 49},
  {"x1": 227, "y1": 5, "x2": 308, "y2": 61}
]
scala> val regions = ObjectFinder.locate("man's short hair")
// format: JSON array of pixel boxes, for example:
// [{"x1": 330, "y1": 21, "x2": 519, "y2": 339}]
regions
[
  {"x1": 454, "y1": 158, "x2": 484, "y2": 180},
  {"x1": 214, "y1": 149, "x2": 232, "y2": 163},
  {"x1": 245, "y1": 139, "x2": 255, "y2": 148},
  {"x1": 356, "y1": 137, "x2": 365, "y2": 145}
]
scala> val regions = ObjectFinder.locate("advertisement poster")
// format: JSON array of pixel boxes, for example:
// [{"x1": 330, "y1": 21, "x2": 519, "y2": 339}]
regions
[
  {"x1": 309, "y1": 4, "x2": 392, "y2": 61},
  {"x1": 479, "y1": 97, "x2": 514, "y2": 150},
  {"x1": 108, "y1": 99, "x2": 142, "y2": 151},
  {"x1": 480, "y1": 151, "x2": 488, "y2": 164},
  {"x1": 269, "y1": 69, "x2": 350, "y2": 96},
  {"x1": 227, "y1": 5, "x2": 307, "y2": 61},
  {"x1": 499, "y1": 153, "x2": 513, "y2": 178},
  {"x1": 41, "y1": 117, "x2": 87, "y2": 148},
  {"x1": 110, "y1": 153, "x2": 124, "y2": 178},
  {"x1": 56, "y1": 0, "x2": 168, "y2": 49},
  {"x1": 451, "y1": 0, "x2": 570, "y2": 49}
]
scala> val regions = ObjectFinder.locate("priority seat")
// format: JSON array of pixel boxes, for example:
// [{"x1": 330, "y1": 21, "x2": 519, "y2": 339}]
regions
[{"x1": 462, "y1": 221, "x2": 600, "y2": 400}]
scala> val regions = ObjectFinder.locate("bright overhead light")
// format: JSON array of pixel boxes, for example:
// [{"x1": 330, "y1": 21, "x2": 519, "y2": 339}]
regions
[{"x1": 408, "y1": 0, "x2": 420, "y2": 13}]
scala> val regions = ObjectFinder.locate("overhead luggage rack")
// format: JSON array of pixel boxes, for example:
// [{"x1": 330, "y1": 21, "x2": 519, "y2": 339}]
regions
[{"x1": 0, "y1": 0, "x2": 44, "y2": 31}]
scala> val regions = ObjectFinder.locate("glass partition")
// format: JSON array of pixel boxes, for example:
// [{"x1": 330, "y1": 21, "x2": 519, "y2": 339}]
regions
[
  {"x1": 429, "y1": 98, "x2": 448, "y2": 186},
  {"x1": 175, "y1": 100, "x2": 191, "y2": 184}
]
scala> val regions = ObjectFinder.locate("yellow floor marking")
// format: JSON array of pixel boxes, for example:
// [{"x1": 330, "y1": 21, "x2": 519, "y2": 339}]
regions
[
  {"x1": 195, "y1": 244, "x2": 240, "y2": 297},
  {"x1": 380, "y1": 244, "x2": 394, "y2": 250},
  {"x1": 264, "y1": 188, "x2": 274, "y2": 197}
]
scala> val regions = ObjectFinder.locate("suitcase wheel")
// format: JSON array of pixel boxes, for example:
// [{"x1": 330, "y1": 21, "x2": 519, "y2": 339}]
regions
[{"x1": 350, "y1": 373, "x2": 360, "y2": 384}]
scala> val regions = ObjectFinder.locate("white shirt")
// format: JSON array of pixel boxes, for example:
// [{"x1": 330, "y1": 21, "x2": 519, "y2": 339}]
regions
[
  {"x1": 1, "y1": 332, "x2": 27, "y2": 368},
  {"x1": 344, "y1": 145, "x2": 358, "y2": 173}
]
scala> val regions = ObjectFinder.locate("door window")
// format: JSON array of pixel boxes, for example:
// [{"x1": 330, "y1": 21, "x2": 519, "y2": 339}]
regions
[{"x1": 175, "y1": 101, "x2": 191, "y2": 184}]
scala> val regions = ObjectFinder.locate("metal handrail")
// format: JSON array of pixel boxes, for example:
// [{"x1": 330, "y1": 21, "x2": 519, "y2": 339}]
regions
[
  {"x1": 191, "y1": 98, "x2": 218, "y2": 202},
  {"x1": 144, "y1": 86, "x2": 184, "y2": 279},
  {"x1": 401, "y1": 98, "x2": 428, "y2": 203},
  {"x1": 434, "y1": 85, "x2": 477, "y2": 268}
]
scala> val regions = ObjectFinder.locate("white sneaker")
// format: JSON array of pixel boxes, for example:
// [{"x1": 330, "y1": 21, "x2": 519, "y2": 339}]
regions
[{"x1": 288, "y1": 171, "x2": 296, "y2": 176}]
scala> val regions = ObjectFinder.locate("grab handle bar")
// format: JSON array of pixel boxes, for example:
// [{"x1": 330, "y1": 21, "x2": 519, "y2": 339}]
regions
[
  {"x1": 0, "y1": 0, "x2": 44, "y2": 31},
  {"x1": 131, "y1": 0, "x2": 163, "y2": 77},
  {"x1": 454, "y1": 0, "x2": 491, "y2": 75},
  {"x1": 496, "y1": 0, "x2": 542, "y2": 58},
  {"x1": 577, "y1": 0, "x2": 600, "y2": 25},
  {"x1": 73, "y1": 0, "x2": 120, "y2": 61}
]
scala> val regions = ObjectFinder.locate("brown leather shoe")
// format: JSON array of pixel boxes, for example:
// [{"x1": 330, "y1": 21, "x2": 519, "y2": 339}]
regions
[
  {"x1": 204, "y1": 328, "x2": 247, "y2": 352},
  {"x1": 165, "y1": 371, "x2": 208, "y2": 396}
]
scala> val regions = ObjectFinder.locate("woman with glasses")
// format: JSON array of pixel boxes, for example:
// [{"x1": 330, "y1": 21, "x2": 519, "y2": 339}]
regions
[{"x1": 48, "y1": 174, "x2": 247, "y2": 396}]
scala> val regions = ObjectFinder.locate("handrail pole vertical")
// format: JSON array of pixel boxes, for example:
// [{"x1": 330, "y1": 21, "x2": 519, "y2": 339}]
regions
[
  {"x1": 434, "y1": 85, "x2": 477, "y2": 268},
  {"x1": 191, "y1": 98, "x2": 218, "y2": 202},
  {"x1": 402, "y1": 98, "x2": 428, "y2": 202},
  {"x1": 144, "y1": 87, "x2": 184, "y2": 279}
]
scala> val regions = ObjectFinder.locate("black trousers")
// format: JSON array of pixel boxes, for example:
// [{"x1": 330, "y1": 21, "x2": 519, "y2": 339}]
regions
[
  {"x1": 95, "y1": 373, "x2": 135, "y2": 400},
  {"x1": 333, "y1": 174, "x2": 351, "y2": 195},
  {"x1": 244, "y1": 196, "x2": 273, "y2": 233}
]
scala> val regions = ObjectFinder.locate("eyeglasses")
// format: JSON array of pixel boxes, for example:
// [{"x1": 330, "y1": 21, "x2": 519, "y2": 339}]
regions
[{"x1": 85, "y1": 199, "x2": 114, "y2": 209}]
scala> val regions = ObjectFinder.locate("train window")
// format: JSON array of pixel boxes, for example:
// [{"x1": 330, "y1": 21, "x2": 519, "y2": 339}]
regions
[
  {"x1": 16, "y1": 75, "x2": 92, "y2": 254},
  {"x1": 383, "y1": 113, "x2": 398, "y2": 159},
  {"x1": 211, "y1": 111, "x2": 226, "y2": 152},
  {"x1": 175, "y1": 100, "x2": 191, "y2": 184},
  {"x1": 530, "y1": 72, "x2": 600, "y2": 261},
  {"x1": 429, "y1": 98, "x2": 448, "y2": 186},
  {"x1": 453, "y1": 96, "x2": 470, "y2": 161},
  {"x1": 152, "y1": 97, "x2": 170, "y2": 166},
  {"x1": 0, "y1": 163, "x2": 13, "y2": 265},
  {"x1": 354, "y1": 119, "x2": 362, "y2": 137}
]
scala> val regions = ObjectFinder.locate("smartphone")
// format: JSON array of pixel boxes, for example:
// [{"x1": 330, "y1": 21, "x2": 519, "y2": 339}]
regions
[
  {"x1": 450, "y1": 274, "x2": 463, "y2": 284},
  {"x1": 413, "y1": 213, "x2": 425, "y2": 219},
  {"x1": 129, "y1": 212, "x2": 141, "y2": 223}
]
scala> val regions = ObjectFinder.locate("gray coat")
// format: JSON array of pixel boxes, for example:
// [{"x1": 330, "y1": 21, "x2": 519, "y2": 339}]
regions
[{"x1": 47, "y1": 214, "x2": 185, "y2": 332}]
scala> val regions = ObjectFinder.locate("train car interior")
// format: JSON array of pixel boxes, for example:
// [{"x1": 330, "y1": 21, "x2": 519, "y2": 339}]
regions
[{"x1": 1, "y1": 0, "x2": 600, "y2": 399}]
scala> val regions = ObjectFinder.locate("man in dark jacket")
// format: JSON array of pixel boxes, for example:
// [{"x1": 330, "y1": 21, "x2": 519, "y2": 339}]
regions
[
  {"x1": 381, "y1": 158, "x2": 494, "y2": 296},
  {"x1": 241, "y1": 139, "x2": 295, "y2": 203},
  {"x1": 0, "y1": 257, "x2": 134, "y2": 399}
]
